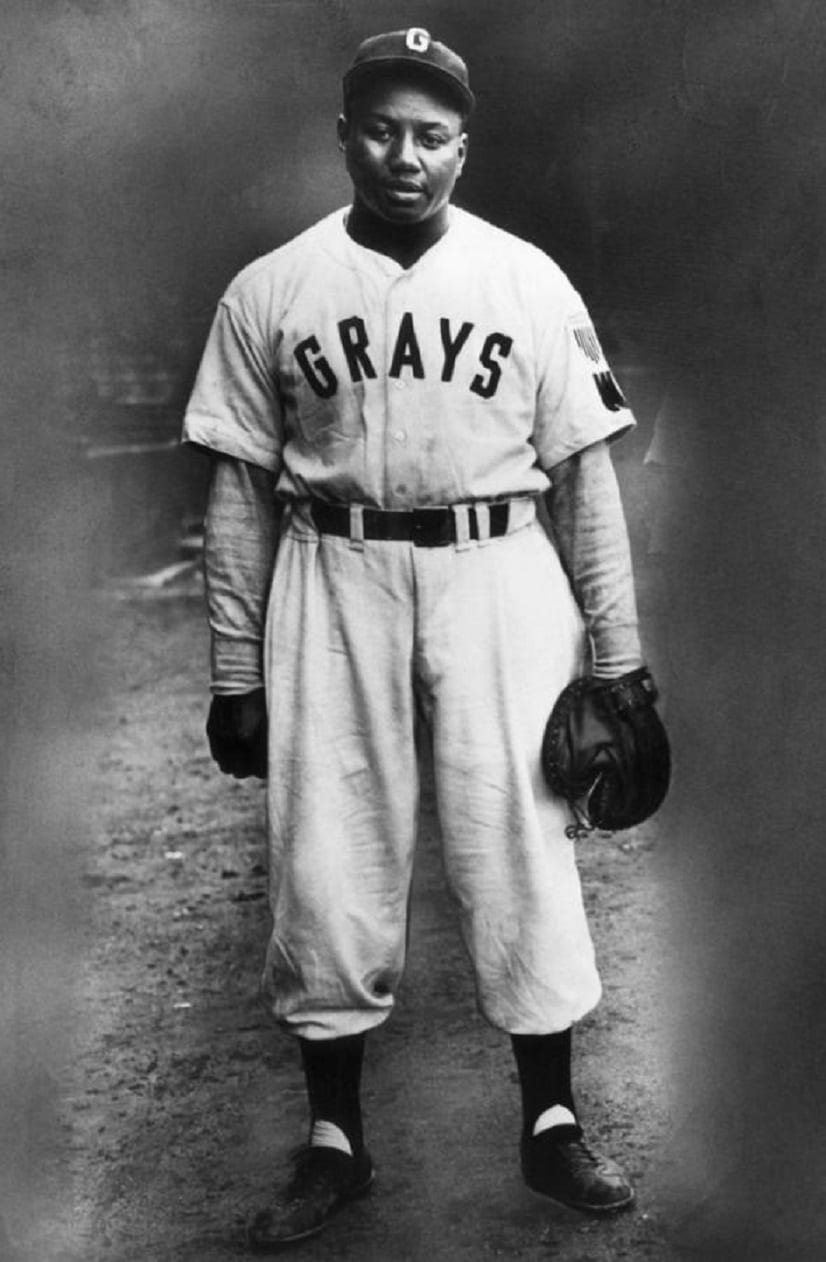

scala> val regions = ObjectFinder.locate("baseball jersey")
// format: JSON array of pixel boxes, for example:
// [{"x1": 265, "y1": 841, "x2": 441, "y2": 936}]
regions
[{"x1": 183, "y1": 205, "x2": 633, "y2": 507}]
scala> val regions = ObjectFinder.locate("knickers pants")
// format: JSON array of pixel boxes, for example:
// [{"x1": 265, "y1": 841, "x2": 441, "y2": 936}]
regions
[{"x1": 262, "y1": 508, "x2": 602, "y2": 1039}]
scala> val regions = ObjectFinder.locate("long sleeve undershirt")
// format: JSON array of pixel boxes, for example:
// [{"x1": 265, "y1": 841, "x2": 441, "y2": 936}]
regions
[
  {"x1": 203, "y1": 455, "x2": 280, "y2": 695},
  {"x1": 545, "y1": 440, "x2": 642, "y2": 678}
]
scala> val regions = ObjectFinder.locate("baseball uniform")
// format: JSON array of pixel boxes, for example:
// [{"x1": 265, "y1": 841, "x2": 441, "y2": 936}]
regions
[{"x1": 183, "y1": 202, "x2": 635, "y2": 1039}]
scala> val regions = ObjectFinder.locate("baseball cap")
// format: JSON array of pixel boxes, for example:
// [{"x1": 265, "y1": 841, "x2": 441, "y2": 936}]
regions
[{"x1": 343, "y1": 28, "x2": 475, "y2": 116}]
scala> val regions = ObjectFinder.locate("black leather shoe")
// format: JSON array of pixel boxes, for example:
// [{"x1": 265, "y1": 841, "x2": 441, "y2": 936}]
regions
[
  {"x1": 248, "y1": 1145, "x2": 374, "y2": 1251},
  {"x1": 521, "y1": 1127, "x2": 635, "y2": 1214}
]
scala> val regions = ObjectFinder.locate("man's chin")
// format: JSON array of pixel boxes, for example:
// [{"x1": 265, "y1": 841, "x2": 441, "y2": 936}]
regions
[
  {"x1": 363, "y1": 189, "x2": 428, "y2": 221},
  {"x1": 376, "y1": 201, "x2": 432, "y2": 225},
  {"x1": 384, "y1": 211, "x2": 427, "y2": 226},
  {"x1": 353, "y1": 192, "x2": 444, "y2": 227}
]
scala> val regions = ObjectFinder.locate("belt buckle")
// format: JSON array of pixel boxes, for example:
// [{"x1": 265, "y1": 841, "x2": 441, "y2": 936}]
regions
[{"x1": 411, "y1": 507, "x2": 450, "y2": 547}]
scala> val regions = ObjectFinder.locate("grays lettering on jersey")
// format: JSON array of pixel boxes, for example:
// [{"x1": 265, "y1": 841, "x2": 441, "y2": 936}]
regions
[{"x1": 183, "y1": 206, "x2": 631, "y2": 509}]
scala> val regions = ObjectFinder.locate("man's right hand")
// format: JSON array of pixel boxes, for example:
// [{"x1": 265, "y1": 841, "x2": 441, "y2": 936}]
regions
[{"x1": 206, "y1": 688, "x2": 268, "y2": 779}]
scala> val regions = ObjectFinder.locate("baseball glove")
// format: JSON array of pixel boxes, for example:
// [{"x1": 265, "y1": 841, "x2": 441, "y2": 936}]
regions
[{"x1": 541, "y1": 666, "x2": 670, "y2": 837}]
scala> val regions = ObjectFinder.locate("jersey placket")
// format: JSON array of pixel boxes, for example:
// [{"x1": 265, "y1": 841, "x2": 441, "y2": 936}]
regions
[
  {"x1": 356, "y1": 258, "x2": 394, "y2": 506},
  {"x1": 382, "y1": 268, "x2": 417, "y2": 508}
]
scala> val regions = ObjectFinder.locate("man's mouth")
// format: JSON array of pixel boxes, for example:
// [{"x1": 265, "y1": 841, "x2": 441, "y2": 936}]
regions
[{"x1": 384, "y1": 182, "x2": 424, "y2": 198}]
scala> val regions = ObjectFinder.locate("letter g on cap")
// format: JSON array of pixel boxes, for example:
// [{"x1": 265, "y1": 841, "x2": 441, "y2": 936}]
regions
[{"x1": 405, "y1": 27, "x2": 431, "y2": 52}]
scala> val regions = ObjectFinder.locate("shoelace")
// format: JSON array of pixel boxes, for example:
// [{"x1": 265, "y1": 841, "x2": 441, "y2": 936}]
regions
[
  {"x1": 282, "y1": 1148, "x2": 336, "y2": 1195},
  {"x1": 565, "y1": 778, "x2": 603, "y2": 839},
  {"x1": 555, "y1": 1135, "x2": 609, "y2": 1175}
]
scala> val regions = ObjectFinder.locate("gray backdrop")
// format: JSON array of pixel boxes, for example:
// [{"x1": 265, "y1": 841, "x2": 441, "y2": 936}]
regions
[{"x1": 2, "y1": 1, "x2": 826, "y2": 1256}]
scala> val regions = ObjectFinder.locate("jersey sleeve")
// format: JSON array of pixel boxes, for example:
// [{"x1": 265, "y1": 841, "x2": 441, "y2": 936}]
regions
[
  {"x1": 182, "y1": 299, "x2": 284, "y2": 472},
  {"x1": 531, "y1": 279, "x2": 635, "y2": 472}
]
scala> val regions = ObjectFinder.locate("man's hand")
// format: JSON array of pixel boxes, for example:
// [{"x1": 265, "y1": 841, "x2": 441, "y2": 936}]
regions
[
  {"x1": 206, "y1": 688, "x2": 268, "y2": 779},
  {"x1": 541, "y1": 667, "x2": 670, "y2": 836}
]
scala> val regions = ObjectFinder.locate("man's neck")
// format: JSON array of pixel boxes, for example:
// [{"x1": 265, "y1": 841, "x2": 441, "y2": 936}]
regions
[{"x1": 346, "y1": 199, "x2": 451, "y2": 269}]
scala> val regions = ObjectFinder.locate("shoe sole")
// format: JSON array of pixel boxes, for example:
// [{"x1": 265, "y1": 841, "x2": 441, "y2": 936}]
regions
[
  {"x1": 525, "y1": 1181, "x2": 636, "y2": 1216},
  {"x1": 247, "y1": 1168, "x2": 375, "y2": 1252}
]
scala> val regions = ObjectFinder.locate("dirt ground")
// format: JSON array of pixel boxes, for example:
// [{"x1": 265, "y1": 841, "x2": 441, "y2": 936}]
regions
[{"x1": 11, "y1": 588, "x2": 677, "y2": 1262}]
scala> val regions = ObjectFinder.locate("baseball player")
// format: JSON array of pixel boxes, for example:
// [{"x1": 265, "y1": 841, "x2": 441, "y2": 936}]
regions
[{"x1": 184, "y1": 28, "x2": 658, "y2": 1251}]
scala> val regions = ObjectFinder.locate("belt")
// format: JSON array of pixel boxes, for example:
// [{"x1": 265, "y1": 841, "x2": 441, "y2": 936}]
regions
[{"x1": 310, "y1": 500, "x2": 512, "y2": 547}]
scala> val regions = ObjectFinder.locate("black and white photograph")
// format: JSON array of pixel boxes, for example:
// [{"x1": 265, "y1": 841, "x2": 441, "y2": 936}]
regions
[{"x1": 2, "y1": 2, "x2": 825, "y2": 1259}]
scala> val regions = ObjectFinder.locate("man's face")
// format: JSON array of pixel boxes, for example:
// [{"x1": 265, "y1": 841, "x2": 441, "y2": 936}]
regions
[{"x1": 338, "y1": 76, "x2": 468, "y2": 225}]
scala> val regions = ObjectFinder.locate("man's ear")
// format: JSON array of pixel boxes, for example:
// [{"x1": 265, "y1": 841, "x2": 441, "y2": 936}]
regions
[
  {"x1": 456, "y1": 132, "x2": 469, "y2": 177},
  {"x1": 337, "y1": 114, "x2": 349, "y2": 151}
]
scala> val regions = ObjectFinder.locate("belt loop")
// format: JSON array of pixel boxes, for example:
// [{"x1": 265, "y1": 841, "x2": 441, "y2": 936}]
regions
[
  {"x1": 475, "y1": 501, "x2": 491, "y2": 544},
  {"x1": 452, "y1": 503, "x2": 472, "y2": 551},
  {"x1": 349, "y1": 504, "x2": 365, "y2": 551}
]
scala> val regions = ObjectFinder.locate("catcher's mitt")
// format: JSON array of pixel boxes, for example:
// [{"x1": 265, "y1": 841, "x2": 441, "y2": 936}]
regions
[{"x1": 541, "y1": 666, "x2": 670, "y2": 837}]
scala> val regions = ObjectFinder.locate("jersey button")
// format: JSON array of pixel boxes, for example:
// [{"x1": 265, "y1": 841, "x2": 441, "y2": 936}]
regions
[
  {"x1": 394, "y1": 430, "x2": 407, "y2": 443},
  {"x1": 393, "y1": 378, "x2": 406, "y2": 390}
]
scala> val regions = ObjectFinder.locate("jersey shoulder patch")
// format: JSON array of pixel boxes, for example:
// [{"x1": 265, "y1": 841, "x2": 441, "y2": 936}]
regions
[{"x1": 566, "y1": 313, "x2": 629, "y2": 412}]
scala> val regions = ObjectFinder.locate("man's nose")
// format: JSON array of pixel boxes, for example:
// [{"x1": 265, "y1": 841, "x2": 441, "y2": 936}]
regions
[{"x1": 389, "y1": 132, "x2": 420, "y2": 168}]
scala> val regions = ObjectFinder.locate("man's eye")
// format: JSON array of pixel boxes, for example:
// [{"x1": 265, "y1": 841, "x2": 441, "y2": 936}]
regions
[
  {"x1": 421, "y1": 134, "x2": 446, "y2": 149},
  {"x1": 367, "y1": 125, "x2": 392, "y2": 141}
]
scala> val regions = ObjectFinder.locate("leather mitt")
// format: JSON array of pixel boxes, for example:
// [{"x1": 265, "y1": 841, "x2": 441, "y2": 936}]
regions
[{"x1": 541, "y1": 666, "x2": 670, "y2": 836}]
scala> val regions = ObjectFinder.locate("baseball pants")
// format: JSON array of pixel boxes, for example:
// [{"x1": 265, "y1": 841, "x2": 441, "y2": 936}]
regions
[{"x1": 262, "y1": 504, "x2": 602, "y2": 1039}]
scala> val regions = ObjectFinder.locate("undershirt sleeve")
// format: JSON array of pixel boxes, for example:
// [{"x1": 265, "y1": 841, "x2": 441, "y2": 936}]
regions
[
  {"x1": 204, "y1": 455, "x2": 281, "y2": 694},
  {"x1": 545, "y1": 440, "x2": 642, "y2": 679}
]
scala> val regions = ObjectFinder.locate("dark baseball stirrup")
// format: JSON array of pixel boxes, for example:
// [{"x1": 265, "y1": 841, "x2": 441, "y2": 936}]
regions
[{"x1": 310, "y1": 500, "x2": 511, "y2": 547}]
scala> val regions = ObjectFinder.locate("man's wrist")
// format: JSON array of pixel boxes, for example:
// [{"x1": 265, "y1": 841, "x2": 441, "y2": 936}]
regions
[
  {"x1": 210, "y1": 680, "x2": 265, "y2": 696},
  {"x1": 589, "y1": 626, "x2": 643, "y2": 680},
  {"x1": 210, "y1": 633, "x2": 264, "y2": 694}
]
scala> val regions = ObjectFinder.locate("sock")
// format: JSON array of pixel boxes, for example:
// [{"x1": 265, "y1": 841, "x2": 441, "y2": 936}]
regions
[
  {"x1": 531, "y1": 1104, "x2": 578, "y2": 1136},
  {"x1": 309, "y1": 1119, "x2": 353, "y2": 1155},
  {"x1": 299, "y1": 1033, "x2": 365, "y2": 1155},
  {"x1": 510, "y1": 1028, "x2": 578, "y2": 1140}
]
